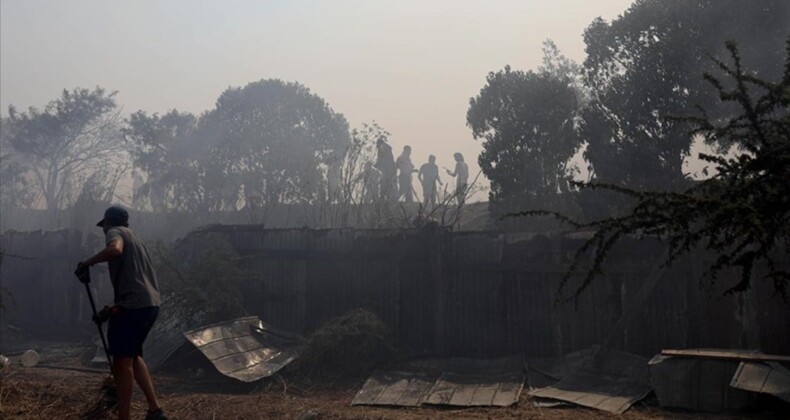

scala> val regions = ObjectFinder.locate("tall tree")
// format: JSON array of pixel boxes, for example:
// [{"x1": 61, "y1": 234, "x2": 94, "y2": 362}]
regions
[
  {"x1": 581, "y1": 0, "x2": 789, "y2": 193},
  {"x1": 468, "y1": 44, "x2": 583, "y2": 216},
  {"x1": 1, "y1": 118, "x2": 38, "y2": 209},
  {"x1": 211, "y1": 79, "x2": 350, "y2": 209},
  {"x1": 3, "y1": 87, "x2": 125, "y2": 209},
  {"x1": 125, "y1": 79, "x2": 351, "y2": 219},
  {"x1": 124, "y1": 110, "x2": 213, "y2": 212},
  {"x1": 525, "y1": 41, "x2": 790, "y2": 301}
]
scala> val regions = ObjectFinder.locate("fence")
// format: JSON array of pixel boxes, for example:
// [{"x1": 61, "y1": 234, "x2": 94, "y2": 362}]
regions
[
  {"x1": 2, "y1": 226, "x2": 788, "y2": 357},
  {"x1": 183, "y1": 225, "x2": 790, "y2": 358},
  {"x1": 0, "y1": 229, "x2": 114, "y2": 338}
]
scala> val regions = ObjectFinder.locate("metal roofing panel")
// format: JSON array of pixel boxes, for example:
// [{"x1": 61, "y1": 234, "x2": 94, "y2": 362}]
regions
[
  {"x1": 528, "y1": 346, "x2": 651, "y2": 414},
  {"x1": 143, "y1": 293, "x2": 208, "y2": 372},
  {"x1": 183, "y1": 316, "x2": 304, "y2": 382},
  {"x1": 730, "y1": 362, "x2": 790, "y2": 403},
  {"x1": 351, "y1": 370, "x2": 437, "y2": 407},
  {"x1": 528, "y1": 369, "x2": 651, "y2": 414},
  {"x1": 424, "y1": 371, "x2": 524, "y2": 407},
  {"x1": 648, "y1": 354, "x2": 754, "y2": 411},
  {"x1": 352, "y1": 356, "x2": 524, "y2": 408}
]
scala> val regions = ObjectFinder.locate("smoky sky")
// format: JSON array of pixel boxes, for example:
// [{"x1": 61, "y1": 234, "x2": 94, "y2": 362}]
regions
[{"x1": 1, "y1": 0, "x2": 636, "y2": 193}]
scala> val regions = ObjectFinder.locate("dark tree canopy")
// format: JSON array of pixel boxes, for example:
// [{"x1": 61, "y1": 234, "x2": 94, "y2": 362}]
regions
[
  {"x1": 582, "y1": 0, "x2": 790, "y2": 193},
  {"x1": 212, "y1": 79, "x2": 351, "y2": 206},
  {"x1": 125, "y1": 79, "x2": 351, "y2": 216},
  {"x1": 468, "y1": 58, "x2": 583, "y2": 216},
  {"x1": 125, "y1": 110, "x2": 212, "y2": 212},
  {"x1": 521, "y1": 41, "x2": 790, "y2": 302},
  {"x1": 2, "y1": 87, "x2": 123, "y2": 209}
]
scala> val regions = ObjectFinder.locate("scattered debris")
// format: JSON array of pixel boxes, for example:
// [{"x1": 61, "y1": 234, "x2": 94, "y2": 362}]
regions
[
  {"x1": 424, "y1": 370, "x2": 524, "y2": 407},
  {"x1": 661, "y1": 348, "x2": 790, "y2": 363},
  {"x1": 649, "y1": 350, "x2": 755, "y2": 412},
  {"x1": 298, "y1": 409, "x2": 321, "y2": 420},
  {"x1": 90, "y1": 339, "x2": 108, "y2": 365},
  {"x1": 144, "y1": 293, "x2": 210, "y2": 372},
  {"x1": 1, "y1": 349, "x2": 41, "y2": 367},
  {"x1": 525, "y1": 347, "x2": 601, "y2": 408},
  {"x1": 527, "y1": 345, "x2": 651, "y2": 414},
  {"x1": 183, "y1": 316, "x2": 304, "y2": 382},
  {"x1": 651, "y1": 348, "x2": 790, "y2": 411},
  {"x1": 353, "y1": 370, "x2": 436, "y2": 407},
  {"x1": 352, "y1": 356, "x2": 524, "y2": 408},
  {"x1": 730, "y1": 361, "x2": 790, "y2": 403}
]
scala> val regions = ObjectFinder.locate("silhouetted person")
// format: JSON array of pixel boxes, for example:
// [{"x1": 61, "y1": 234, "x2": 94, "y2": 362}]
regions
[
  {"x1": 78, "y1": 206, "x2": 166, "y2": 420},
  {"x1": 356, "y1": 161, "x2": 382, "y2": 203},
  {"x1": 418, "y1": 154, "x2": 442, "y2": 205},
  {"x1": 375, "y1": 137, "x2": 397, "y2": 202},
  {"x1": 396, "y1": 145, "x2": 417, "y2": 203},
  {"x1": 326, "y1": 152, "x2": 343, "y2": 203},
  {"x1": 445, "y1": 152, "x2": 469, "y2": 205}
]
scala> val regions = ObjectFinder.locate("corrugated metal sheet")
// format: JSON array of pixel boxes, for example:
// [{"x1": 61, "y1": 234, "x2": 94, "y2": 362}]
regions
[
  {"x1": 649, "y1": 354, "x2": 755, "y2": 411},
  {"x1": 352, "y1": 356, "x2": 524, "y2": 407},
  {"x1": 352, "y1": 370, "x2": 436, "y2": 406},
  {"x1": 528, "y1": 346, "x2": 651, "y2": 414},
  {"x1": 143, "y1": 293, "x2": 209, "y2": 372},
  {"x1": 730, "y1": 362, "x2": 790, "y2": 403},
  {"x1": 183, "y1": 316, "x2": 304, "y2": 382}
]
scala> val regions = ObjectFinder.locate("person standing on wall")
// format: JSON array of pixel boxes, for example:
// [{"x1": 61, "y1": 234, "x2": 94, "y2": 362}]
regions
[
  {"x1": 78, "y1": 206, "x2": 166, "y2": 420},
  {"x1": 375, "y1": 137, "x2": 397, "y2": 202},
  {"x1": 418, "y1": 154, "x2": 442, "y2": 205},
  {"x1": 445, "y1": 152, "x2": 469, "y2": 205},
  {"x1": 395, "y1": 145, "x2": 417, "y2": 203}
]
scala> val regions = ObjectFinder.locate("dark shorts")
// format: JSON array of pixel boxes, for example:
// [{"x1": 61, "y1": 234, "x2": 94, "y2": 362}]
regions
[{"x1": 108, "y1": 306, "x2": 159, "y2": 358}]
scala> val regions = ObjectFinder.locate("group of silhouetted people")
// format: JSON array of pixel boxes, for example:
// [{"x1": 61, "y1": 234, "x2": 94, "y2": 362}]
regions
[{"x1": 363, "y1": 138, "x2": 468, "y2": 205}]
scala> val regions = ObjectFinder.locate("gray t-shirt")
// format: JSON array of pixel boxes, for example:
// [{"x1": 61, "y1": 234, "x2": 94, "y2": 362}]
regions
[{"x1": 105, "y1": 226, "x2": 161, "y2": 308}]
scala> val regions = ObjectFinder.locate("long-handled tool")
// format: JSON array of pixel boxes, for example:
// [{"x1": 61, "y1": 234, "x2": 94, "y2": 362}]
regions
[
  {"x1": 75, "y1": 265, "x2": 112, "y2": 370},
  {"x1": 75, "y1": 264, "x2": 119, "y2": 417}
]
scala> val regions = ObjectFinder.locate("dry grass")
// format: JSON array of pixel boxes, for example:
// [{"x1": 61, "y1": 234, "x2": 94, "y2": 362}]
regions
[
  {"x1": 2, "y1": 365, "x2": 784, "y2": 420},
  {"x1": 0, "y1": 341, "x2": 784, "y2": 419}
]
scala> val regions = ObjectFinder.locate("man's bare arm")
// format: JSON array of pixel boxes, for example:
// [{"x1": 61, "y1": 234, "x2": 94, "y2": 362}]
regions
[{"x1": 81, "y1": 239, "x2": 124, "y2": 267}]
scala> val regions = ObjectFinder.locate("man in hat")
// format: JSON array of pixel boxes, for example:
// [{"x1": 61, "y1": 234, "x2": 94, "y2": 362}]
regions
[{"x1": 78, "y1": 205, "x2": 166, "y2": 420}]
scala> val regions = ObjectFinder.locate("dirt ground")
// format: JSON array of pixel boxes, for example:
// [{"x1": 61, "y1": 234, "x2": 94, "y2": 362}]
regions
[{"x1": 0, "y1": 341, "x2": 785, "y2": 419}]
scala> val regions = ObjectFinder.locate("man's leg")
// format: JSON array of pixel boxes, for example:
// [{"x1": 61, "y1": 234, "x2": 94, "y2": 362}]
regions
[
  {"x1": 133, "y1": 356, "x2": 162, "y2": 413},
  {"x1": 112, "y1": 357, "x2": 135, "y2": 420}
]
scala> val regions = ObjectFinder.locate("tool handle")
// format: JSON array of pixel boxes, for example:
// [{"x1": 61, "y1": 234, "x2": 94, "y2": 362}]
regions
[{"x1": 83, "y1": 281, "x2": 113, "y2": 370}]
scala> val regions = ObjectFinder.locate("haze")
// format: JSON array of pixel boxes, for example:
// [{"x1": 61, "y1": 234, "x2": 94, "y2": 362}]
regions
[{"x1": 0, "y1": 0, "x2": 635, "y2": 191}]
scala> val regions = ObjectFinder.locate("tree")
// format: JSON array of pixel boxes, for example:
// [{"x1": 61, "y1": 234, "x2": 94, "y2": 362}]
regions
[
  {"x1": 581, "y1": 0, "x2": 789, "y2": 194},
  {"x1": 520, "y1": 41, "x2": 790, "y2": 302},
  {"x1": 124, "y1": 110, "x2": 211, "y2": 212},
  {"x1": 214, "y1": 79, "x2": 350, "y2": 210},
  {"x1": 467, "y1": 44, "x2": 583, "y2": 217},
  {"x1": 309, "y1": 122, "x2": 386, "y2": 228},
  {"x1": 3, "y1": 87, "x2": 125, "y2": 209},
  {"x1": 125, "y1": 79, "x2": 352, "y2": 220},
  {"x1": 1, "y1": 119, "x2": 38, "y2": 209}
]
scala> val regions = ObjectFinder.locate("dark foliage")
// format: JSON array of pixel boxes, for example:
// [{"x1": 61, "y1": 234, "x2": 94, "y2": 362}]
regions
[{"x1": 510, "y1": 42, "x2": 790, "y2": 302}]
